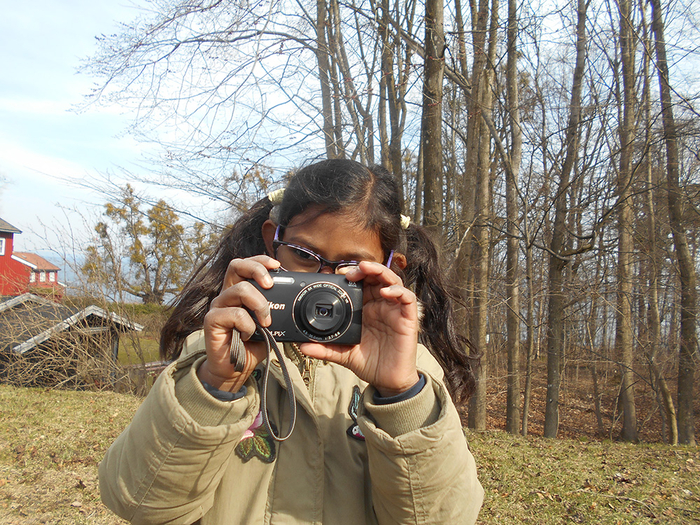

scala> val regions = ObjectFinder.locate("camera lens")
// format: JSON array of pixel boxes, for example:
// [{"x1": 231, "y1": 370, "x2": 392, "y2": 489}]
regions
[
  {"x1": 316, "y1": 304, "x2": 333, "y2": 317},
  {"x1": 293, "y1": 282, "x2": 354, "y2": 342},
  {"x1": 303, "y1": 292, "x2": 343, "y2": 332}
]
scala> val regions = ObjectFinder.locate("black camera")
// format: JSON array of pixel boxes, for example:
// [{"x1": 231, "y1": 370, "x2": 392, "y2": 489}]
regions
[{"x1": 249, "y1": 271, "x2": 363, "y2": 344}]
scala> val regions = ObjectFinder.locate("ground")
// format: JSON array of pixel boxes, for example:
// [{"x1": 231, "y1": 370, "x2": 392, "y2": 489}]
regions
[{"x1": 1, "y1": 357, "x2": 699, "y2": 524}]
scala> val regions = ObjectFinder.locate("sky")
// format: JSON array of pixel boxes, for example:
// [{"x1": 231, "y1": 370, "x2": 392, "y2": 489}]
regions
[{"x1": 0, "y1": 0, "x2": 145, "y2": 253}]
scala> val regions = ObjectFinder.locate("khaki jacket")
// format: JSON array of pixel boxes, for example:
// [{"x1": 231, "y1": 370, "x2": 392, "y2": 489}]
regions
[{"x1": 99, "y1": 331, "x2": 483, "y2": 524}]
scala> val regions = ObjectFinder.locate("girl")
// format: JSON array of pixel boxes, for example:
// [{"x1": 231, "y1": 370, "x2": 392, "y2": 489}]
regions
[{"x1": 99, "y1": 159, "x2": 483, "y2": 524}]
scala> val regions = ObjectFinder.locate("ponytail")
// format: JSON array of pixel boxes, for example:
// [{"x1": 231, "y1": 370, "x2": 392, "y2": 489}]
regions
[
  {"x1": 403, "y1": 224, "x2": 479, "y2": 405},
  {"x1": 159, "y1": 198, "x2": 273, "y2": 360}
]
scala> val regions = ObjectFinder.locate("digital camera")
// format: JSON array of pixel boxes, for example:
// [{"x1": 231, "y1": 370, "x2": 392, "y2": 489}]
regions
[{"x1": 249, "y1": 271, "x2": 363, "y2": 344}]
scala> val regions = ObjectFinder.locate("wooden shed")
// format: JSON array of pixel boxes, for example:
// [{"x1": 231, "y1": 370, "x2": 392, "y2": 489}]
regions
[{"x1": 0, "y1": 294, "x2": 143, "y2": 388}]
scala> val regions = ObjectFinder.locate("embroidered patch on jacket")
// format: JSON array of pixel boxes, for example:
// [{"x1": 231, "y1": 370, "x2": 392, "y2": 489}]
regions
[
  {"x1": 236, "y1": 410, "x2": 277, "y2": 463},
  {"x1": 346, "y1": 385, "x2": 365, "y2": 441}
]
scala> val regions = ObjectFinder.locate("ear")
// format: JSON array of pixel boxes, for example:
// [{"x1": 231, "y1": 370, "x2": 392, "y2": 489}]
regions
[
  {"x1": 262, "y1": 220, "x2": 277, "y2": 256},
  {"x1": 392, "y1": 252, "x2": 407, "y2": 270}
]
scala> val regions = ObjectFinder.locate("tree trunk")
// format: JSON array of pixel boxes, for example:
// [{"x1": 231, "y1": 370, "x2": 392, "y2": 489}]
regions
[
  {"x1": 328, "y1": 0, "x2": 372, "y2": 163},
  {"x1": 421, "y1": 0, "x2": 445, "y2": 232},
  {"x1": 379, "y1": 0, "x2": 406, "y2": 204},
  {"x1": 544, "y1": 0, "x2": 587, "y2": 438},
  {"x1": 414, "y1": 144, "x2": 424, "y2": 224},
  {"x1": 591, "y1": 361, "x2": 605, "y2": 436},
  {"x1": 504, "y1": 0, "x2": 522, "y2": 435},
  {"x1": 466, "y1": 0, "x2": 498, "y2": 431},
  {"x1": 641, "y1": 6, "x2": 677, "y2": 445},
  {"x1": 650, "y1": 0, "x2": 697, "y2": 446},
  {"x1": 615, "y1": 0, "x2": 638, "y2": 442},
  {"x1": 387, "y1": 0, "x2": 412, "y2": 208},
  {"x1": 315, "y1": 0, "x2": 340, "y2": 158},
  {"x1": 521, "y1": 242, "x2": 535, "y2": 436}
]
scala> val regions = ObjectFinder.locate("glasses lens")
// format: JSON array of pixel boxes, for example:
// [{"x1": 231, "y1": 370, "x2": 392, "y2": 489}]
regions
[{"x1": 276, "y1": 244, "x2": 321, "y2": 272}]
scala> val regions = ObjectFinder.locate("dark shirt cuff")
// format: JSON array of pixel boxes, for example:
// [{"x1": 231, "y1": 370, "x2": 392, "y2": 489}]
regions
[
  {"x1": 201, "y1": 380, "x2": 247, "y2": 402},
  {"x1": 372, "y1": 373, "x2": 426, "y2": 405}
]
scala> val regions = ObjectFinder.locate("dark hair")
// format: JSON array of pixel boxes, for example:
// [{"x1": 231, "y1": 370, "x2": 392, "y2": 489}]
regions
[{"x1": 160, "y1": 159, "x2": 478, "y2": 403}]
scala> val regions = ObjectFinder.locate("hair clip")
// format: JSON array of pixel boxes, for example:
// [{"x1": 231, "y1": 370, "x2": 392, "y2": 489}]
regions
[
  {"x1": 400, "y1": 215, "x2": 411, "y2": 230},
  {"x1": 267, "y1": 188, "x2": 285, "y2": 205}
]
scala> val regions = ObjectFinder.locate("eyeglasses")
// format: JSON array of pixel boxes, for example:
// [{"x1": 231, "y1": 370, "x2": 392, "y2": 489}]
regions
[{"x1": 272, "y1": 225, "x2": 394, "y2": 274}]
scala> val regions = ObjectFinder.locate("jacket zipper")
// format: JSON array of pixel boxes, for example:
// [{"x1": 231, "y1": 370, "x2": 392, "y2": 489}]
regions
[
  {"x1": 291, "y1": 343, "x2": 315, "y2": 388},
  {"x1": 301, "y1": 357, "x2": 313, "y2": 387}
]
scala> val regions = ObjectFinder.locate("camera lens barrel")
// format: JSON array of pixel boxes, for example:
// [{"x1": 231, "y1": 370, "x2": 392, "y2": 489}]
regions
[{"x1": 295, "y1": 285, "x2": 353, "y2": 341}]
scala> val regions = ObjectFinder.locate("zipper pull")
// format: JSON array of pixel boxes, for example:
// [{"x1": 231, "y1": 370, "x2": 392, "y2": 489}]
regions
[{"x1": 301, "y1": 357, "x2": 313, "y2": 387}]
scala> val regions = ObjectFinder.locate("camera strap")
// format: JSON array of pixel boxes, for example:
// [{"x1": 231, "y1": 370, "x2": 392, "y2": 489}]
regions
[{"x1": 255, "y1": 322, "x2": 297, "y2": 441}]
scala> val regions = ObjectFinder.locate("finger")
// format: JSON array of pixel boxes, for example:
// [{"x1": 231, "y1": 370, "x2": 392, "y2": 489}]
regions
[
  {"x1": 298, "y1": 342, "x2": 352, "y2": 364},
  {"x1": 211, "y1": 281, "x2": 272, "y2": 327},
  {"x1": 345, "y1": 260, "x2": 403, "y2": 287},
  {"x1": 223, "y1": 256, "x2": 280, "y2": 290},
  {"x1": 200, "y1": 331, "x2": 268, "y2": 390},
  {"x1": 204, "y1": 304, "x2": 260, "y2": 340},
  {"x1": 379, "y1": 284, "x2": 417, "y2": 305}
]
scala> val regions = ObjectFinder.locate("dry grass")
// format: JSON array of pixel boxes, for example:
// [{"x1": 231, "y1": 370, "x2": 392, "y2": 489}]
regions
[
  {"x1": 117, "y1": 336, "x2": 160, "y2": 366},
  {"x1": 0, "y1": 385, "x2": 140, "y2": 524},
  {"x1": 469, "y1": 430, "x2": 700, "y2": 523},
  {"x1": 1, "y1": 384, "x2": 698, "y2": 524}
]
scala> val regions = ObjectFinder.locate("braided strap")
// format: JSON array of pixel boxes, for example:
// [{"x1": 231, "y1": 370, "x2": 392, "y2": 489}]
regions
[
  {"x1": 257, "y1": 323, "x2": 297, "y2": 442},
  {"x1": 229, "y1": 330, "x2": 247, "y2": 373}
]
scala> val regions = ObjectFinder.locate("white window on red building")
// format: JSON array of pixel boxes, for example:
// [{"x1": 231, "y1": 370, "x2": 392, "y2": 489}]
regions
[
  {"x1": 49, "y1": 272, "x2": 56, "y2": 282},
  {"x1": 30, "y1": 272, "x2": 36, "y2": 283},
  {"x1": 0, "y1": 238, "x2": 5, "y2": 256},
  {"x1": 39, "y1": 271, "x2": 46, "y2": 283}
]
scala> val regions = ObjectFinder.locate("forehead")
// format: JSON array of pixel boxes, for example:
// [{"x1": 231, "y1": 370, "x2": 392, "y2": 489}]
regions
[{"x1": 283, "y1": 208, "x2": 384, "y2": 262}]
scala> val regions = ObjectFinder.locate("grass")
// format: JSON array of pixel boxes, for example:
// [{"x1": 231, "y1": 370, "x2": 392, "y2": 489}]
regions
[
  {"x1": 468, "y1": 431, "x2": 700, "y2": 523},
  {"x1": 0, "y1": 384, "x2": 698, "y2": 524},
  {"x1": 0, "y1": 385, "x2": 140, "y2": 524},
  {"x1": 116, "y1": 336, "x2": 161, "y2": 366}
]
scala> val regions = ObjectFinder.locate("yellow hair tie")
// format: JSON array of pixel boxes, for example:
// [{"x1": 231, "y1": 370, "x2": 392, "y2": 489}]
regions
[{"x1": 267, "y1": 188, "x2": 285, "y2": 205}]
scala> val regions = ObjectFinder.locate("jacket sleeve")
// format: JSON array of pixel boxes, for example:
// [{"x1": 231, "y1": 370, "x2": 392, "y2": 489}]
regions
[
  {"x1": 357, "y1": 351, "x2": 484, "y2": 524},
  {"x1": 98, "y1": 351, "x2": 260, "y2": 525}
]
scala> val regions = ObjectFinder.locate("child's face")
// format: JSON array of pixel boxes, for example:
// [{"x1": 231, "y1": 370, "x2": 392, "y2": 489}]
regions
[{"x1": 263, "y1": 207, "x2": 385, "y2": 274}]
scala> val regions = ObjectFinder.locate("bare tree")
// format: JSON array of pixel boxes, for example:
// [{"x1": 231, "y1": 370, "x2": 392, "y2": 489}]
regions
[
  {"x1": 464, "y1": 0, "x2": 499, "y2": 431},
  {"x1": 420, "y1": 0, "x2": 445, "y2": 232},
  {"x1": 316, "y1": 0, "x2": 342, "y2": 159},
  {"x1": 637, "y1": 6, "x2": 677, "y2": 442},
  {"x1": 650, "y1": 0, "x2": 697, "y2": 446},
  {"x1": 614, "y1": 0, "x2": 638, "y2": 442},
  {"x1": 77, "y1": 0, "x2": 700, "y2": 442},
  {"x1": 504, "y1": 0, "x2": 523, "y2": 435},
  {"x1": 544, "y1": 0, "x2": 588, "y2": 438},
  {"x1": 377, "y1": 0, "x2": 416, "y2": 207}
]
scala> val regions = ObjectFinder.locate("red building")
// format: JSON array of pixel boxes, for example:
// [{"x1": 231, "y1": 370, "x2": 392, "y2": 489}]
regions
[{"x1": 0, "y1": 218, "x2": 64, "y2": 300}]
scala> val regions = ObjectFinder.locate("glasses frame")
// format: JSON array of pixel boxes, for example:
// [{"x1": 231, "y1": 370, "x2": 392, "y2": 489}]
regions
[{"x1": 272, "y1": 225, "x2": 394, "y2": 273}]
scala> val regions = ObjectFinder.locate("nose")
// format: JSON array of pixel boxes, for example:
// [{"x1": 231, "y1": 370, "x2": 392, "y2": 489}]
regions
[{"x1": 319, "y1": 265, "x2": 334, "y2": 274}]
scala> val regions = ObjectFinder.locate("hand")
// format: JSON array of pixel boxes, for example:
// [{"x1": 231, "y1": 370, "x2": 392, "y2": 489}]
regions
[
  {"x1": 198, "y1": 255, "x2": 280, "y2": 392},
  {"x1": 299, "y1": 261, "x2": 420, "y2": 396}
]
